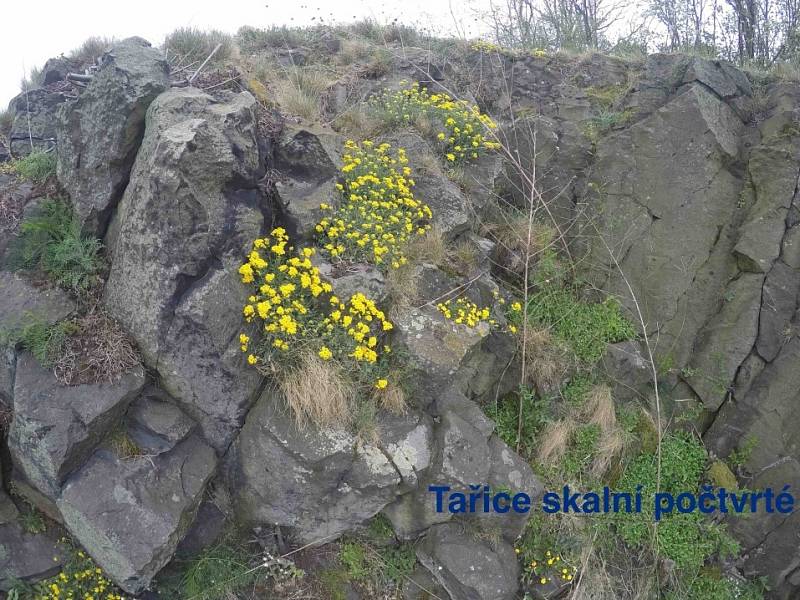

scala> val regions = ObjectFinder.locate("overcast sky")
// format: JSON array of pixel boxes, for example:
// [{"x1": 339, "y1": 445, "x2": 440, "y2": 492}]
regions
[{"x1": 1, "y1": 0, "x2": 490, "y2": 108}]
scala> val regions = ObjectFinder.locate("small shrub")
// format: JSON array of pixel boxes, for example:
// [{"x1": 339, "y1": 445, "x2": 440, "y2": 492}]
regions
[
  {"x1": 13, "y1": 151, "x2": 56, "y2": 184},
  {"x1": 163, "y1": 27, "x2": 233, "y2": 66},
  {"x1": 315, "y1": 140, "x2": 432, "y2": 268},
  {"x1": 8, "y1": 198, "x2": 104, "y2": 293},
  {"x1": 370, "y1": 82, "x2": 501, "y2": 163},
  {"x1": 236, "y1": 25, "x2": 309, "y2": 52}
]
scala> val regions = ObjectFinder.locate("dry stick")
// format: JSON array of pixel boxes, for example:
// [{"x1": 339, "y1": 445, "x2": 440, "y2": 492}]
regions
[
  {"x1": 592, "y1": 223, "x2": 663, "y2": 588},
  {"x1": 188, "y1": 43, "x2": 222, "y2": 84}
]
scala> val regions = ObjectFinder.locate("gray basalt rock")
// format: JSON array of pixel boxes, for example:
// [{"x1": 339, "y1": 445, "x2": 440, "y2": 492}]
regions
[
  {"x1": 0, "y1": 271, "x2": 76, "y2": 332},
  {"x1": 57, "y1": 433, "x2": 217, "y2": 594},
  {"x1": 273, "y1": 123, "x2": 343, "y2": 241},
  {"x1": 8, "y1": 353, "x2": 145, "y2": 498},
  {"x1": 7, "y1": 88, "x2": 67, "y2": 157},
  {"x1": 103, "y1": 87, "x2": 268, "y2": 452},
  {"x1": 229, "y1": 387, "x2": 434, "y2": 544},
  {"x1": 393, "y1": 306, "x2": 516, "y2": 405},
  {"x1": 416, "y1": 522, "x2": 520, "y2": 600},
  {"x1": 0, "y1": 522, "x2": 62, "y2": 591},
  {"x1": 56, "y1": 37, "x2": 170, "y2": 235}
]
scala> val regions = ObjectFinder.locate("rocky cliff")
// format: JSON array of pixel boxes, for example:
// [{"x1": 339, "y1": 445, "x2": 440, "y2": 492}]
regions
[{"x1": 0, "y1": 31, "x2": 798, "y2": 600}]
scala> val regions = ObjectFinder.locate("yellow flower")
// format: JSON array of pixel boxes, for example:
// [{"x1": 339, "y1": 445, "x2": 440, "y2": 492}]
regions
[
  {"x1": 319, "y1": 346, "x2": 333, "y2": 360},
  {"x1": 375, "y1": 379, "x2": 388, "y2": 389}
]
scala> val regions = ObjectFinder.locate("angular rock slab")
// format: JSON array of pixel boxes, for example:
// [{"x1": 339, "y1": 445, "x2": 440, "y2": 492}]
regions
[
  {"x1": 0, "y1": 522, "x2": 62, "y2": 591},
  {"x1": 230, "y1": 388, "x2": 433, "y2": 544},
  {"x1": 394, "y1": 306, "x2": 516, "y2": 405},
  {"x1": 104, "y1": 87, "x2": 268, "y2": 451},
  {"x1": 57, "y1": 434, "x2": 217, "y2": 594},
  {"x1": 417, "y1": 522, "x2": 520, "y2": 600},
  {"x1": 57, "y1": 37, "x2": 170, "y2": 235},
  {"x1": 0, "y1": 271, "x2": 76, "y2": 332},
  {"x1": 9, "y1": 353, "x2": 145, "y2": 497}
]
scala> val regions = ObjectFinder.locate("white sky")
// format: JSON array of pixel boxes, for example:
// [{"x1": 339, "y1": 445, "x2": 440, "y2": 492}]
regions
[{"x1": 1, "y1": 0, "x2": 490, "y2": 108}]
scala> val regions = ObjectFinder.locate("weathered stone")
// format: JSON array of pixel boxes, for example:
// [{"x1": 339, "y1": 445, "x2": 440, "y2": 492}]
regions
[
  {"x1": 0, "y1": 522, "x2": 62, "y2": 591},
  {"x1": 394, "y1": 306, "x2": 516, "y2": 405},
  {"x1": 230, "y1": 387, "x2": 433, "y2": 544},
  {"x1": 58, "y1": 434, "x2": 216, "y2": 594},
  {"x1": 734, "y1": 140, "x2": 800, "y2": 273},
  {"x1": 125, "y1": 387, "x2": 196, "y2": 455},
  {"x1": 8, "y1": 353, "x2": 145, "y2": 498},
  {"x1": 41, "y1": 56, "x2": 78, "y2": 85},
  {"x1": 602, "y1": 340, "x2": 652, "y2": 403},
  {"x1": 103, "y1": 87, "x2": 268, "y2": 451},
  {"x1": 682, "y1": 57, "x2": 751, "y2": 100},
  {"x1": 274, "y1": 124, "x2": 343, "y2": 240},
  {"x1": 416, "y1": 523, "x2": 520, "y2": 600},
  {"x1": 684, "y1": 273, "x2": 764, "y2": 410},
  {"x1": 756, "y1": 261, "x2": 799, "y2": 362},
  {"x1": 316, "y1": 259, "x2": 386, "y2": 302},
  {"x1": 0, "y1": 271, "x2": 75, "y2": 331},
  {"x1": 385, "y1": 131, "x2": 470, "y2": 237},
  {"x1": 57, "y1": 37, "x2": 170, "y2": 235},
  {"x1": 584, "y1": 83, "x2": 744, "y2": 370},
  {"x1": 8, "y1": 88, "x2": 67, "y2": 157}
]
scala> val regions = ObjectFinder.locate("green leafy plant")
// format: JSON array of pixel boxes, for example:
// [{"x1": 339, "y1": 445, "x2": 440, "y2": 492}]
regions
[
  {"x1": 8, "y1": 318, "x2": 75, "y2": 369},
  {"x1": 8, "y1": 198, "x2": 104, "y2": 293},
  {"x1": 486, "y1": 387, "x2": 549, "y2": 460},
  {"x1": 31, "y1": 539, "x2": 126, "y2": 600},
  {"x1": 178, "y1": 542, "x2": 262, "y2": 600}
]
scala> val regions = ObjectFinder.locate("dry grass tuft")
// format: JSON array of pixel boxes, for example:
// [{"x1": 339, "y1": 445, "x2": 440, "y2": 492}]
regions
[
  {"x1": 519, "y1": 327, "x2": 571, "y2": 394},
  {"x1": 68, "y1": 36, "x2": 114, "y2": 67},
  {"x1": 273, "y1": 67, "x2": 334, "y2": 121},
  {"x1": 281, "y1": 352, "x2": 353, "y2": 429},
  {"x1": 537, "y1": 418, "x2": 576, "y2": 466},
  {"x1": 108, "y1": 429, "x2": 142, "y2": 460},
  {"x1": 376, "y1": 381, "x2": 406, "y2": 415},
  {"x1": 406, "y1": 226, "x2": 448, "y2": 265},
  {"x1": 582, "y1": 384, "x2": 616, "y2": 431},
  {"x1": 485, "y1": 213, "x2": 557, "y2": 280},
  {"x1": 53, "y1": 310, "x2": 141, "y2": 386}
]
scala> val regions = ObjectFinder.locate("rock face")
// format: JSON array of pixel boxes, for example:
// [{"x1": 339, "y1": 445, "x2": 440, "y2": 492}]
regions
[
  {"x1": 7, "y1": 88, "x2": 67, "y2": 157},
  {"x1": 8, "y1": 353, "x2": 145, "y2": 498},
  {"x1": 58, "y1": 434, "x2": 216, "y2": 594},
  {"x1": 57, "y1": 37, "x2": 170, "y2": 235},
  {"x1": 0, "y1": 523, "x2": 62, "y2": 590},
  {"x1": 229, "y1": 387, "x2": 434, "y2": 544},
  {"x1": 103, "y1": 87, "x2": 268, "y2": 452}
]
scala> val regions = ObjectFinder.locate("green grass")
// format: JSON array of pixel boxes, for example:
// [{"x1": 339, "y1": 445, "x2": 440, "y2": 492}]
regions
[
  {"x1": 525, "y1": 287, "x2": 636, "y2": 364},
  {"x1": 164, "y1": 542, "x2": 262, "y2": 600},
  {"x1": 8, "y1": 198, "x2": 104, "y2": 293},
  {"x1": 13, "y1": 151, "x2": 56, "y2": 184},
  {"x1": 4, "y1": 318, "x2": 75, "y2": 369},
  {"x1": 20, "y1": 508, "x2": 47, "y2": 534},
  {"x1": 485, "y1": 386, "x2": 549, "y2": 460}
]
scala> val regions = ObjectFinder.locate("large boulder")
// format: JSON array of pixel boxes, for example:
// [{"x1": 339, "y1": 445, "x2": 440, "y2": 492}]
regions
[
  {"x1": 229, "y1": 387, "x2": 434, "y2": 544},
  {"x1": 103, "y1": 87, "x2": 269, "y2": 451},
  {"x1": 8, "y1": 353, "x2": 145, "y2": 498},
  {"x1": 57, "y1": 37, "x2": 170, "y2": 235},
  {"x1": 57, "y1": 433, "x2": 217, "y2": 594}
]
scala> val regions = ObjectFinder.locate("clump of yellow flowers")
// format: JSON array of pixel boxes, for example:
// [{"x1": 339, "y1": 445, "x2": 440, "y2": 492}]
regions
[
  {"x1": 370, "y1": 82, "x2": 501, "y2": 162},
  {"x1": 31, "y1": 540, "x2": 126, "y2": 600},
  {"x1": 315, "y1": 140, "x2": 432, "y2": 269},
  {"x1": 515, "y1": 547, "x2": 577, "y2": 588},
  {"x1": 238, "y1": 227, "x2": 393, "y2": 384},
  {"x1": 436, "y1": 297, "x2": 495, "y2": 328}
]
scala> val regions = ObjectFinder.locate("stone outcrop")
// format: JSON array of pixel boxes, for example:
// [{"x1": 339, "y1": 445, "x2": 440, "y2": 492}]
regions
[
  {"x1": 7, "y1": 88, "x2": 67, "y2": 158},
  {"x1": 56, "y1": 37, "x2": 170, "y2": 235},
  {"x1": 9, "y1": 353, "x2": 145, "y2": 497},
  {"x1": 103, "y1": 87, "x2": 268, "y2": 452},
  {"x1": 229, "y1": 387, "x2": 434, "y2": 544}
]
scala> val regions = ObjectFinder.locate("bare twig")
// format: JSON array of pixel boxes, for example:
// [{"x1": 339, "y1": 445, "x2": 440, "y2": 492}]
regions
[{"x1": 189, "y1": 43, "x2": 222, "y2": 84}]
